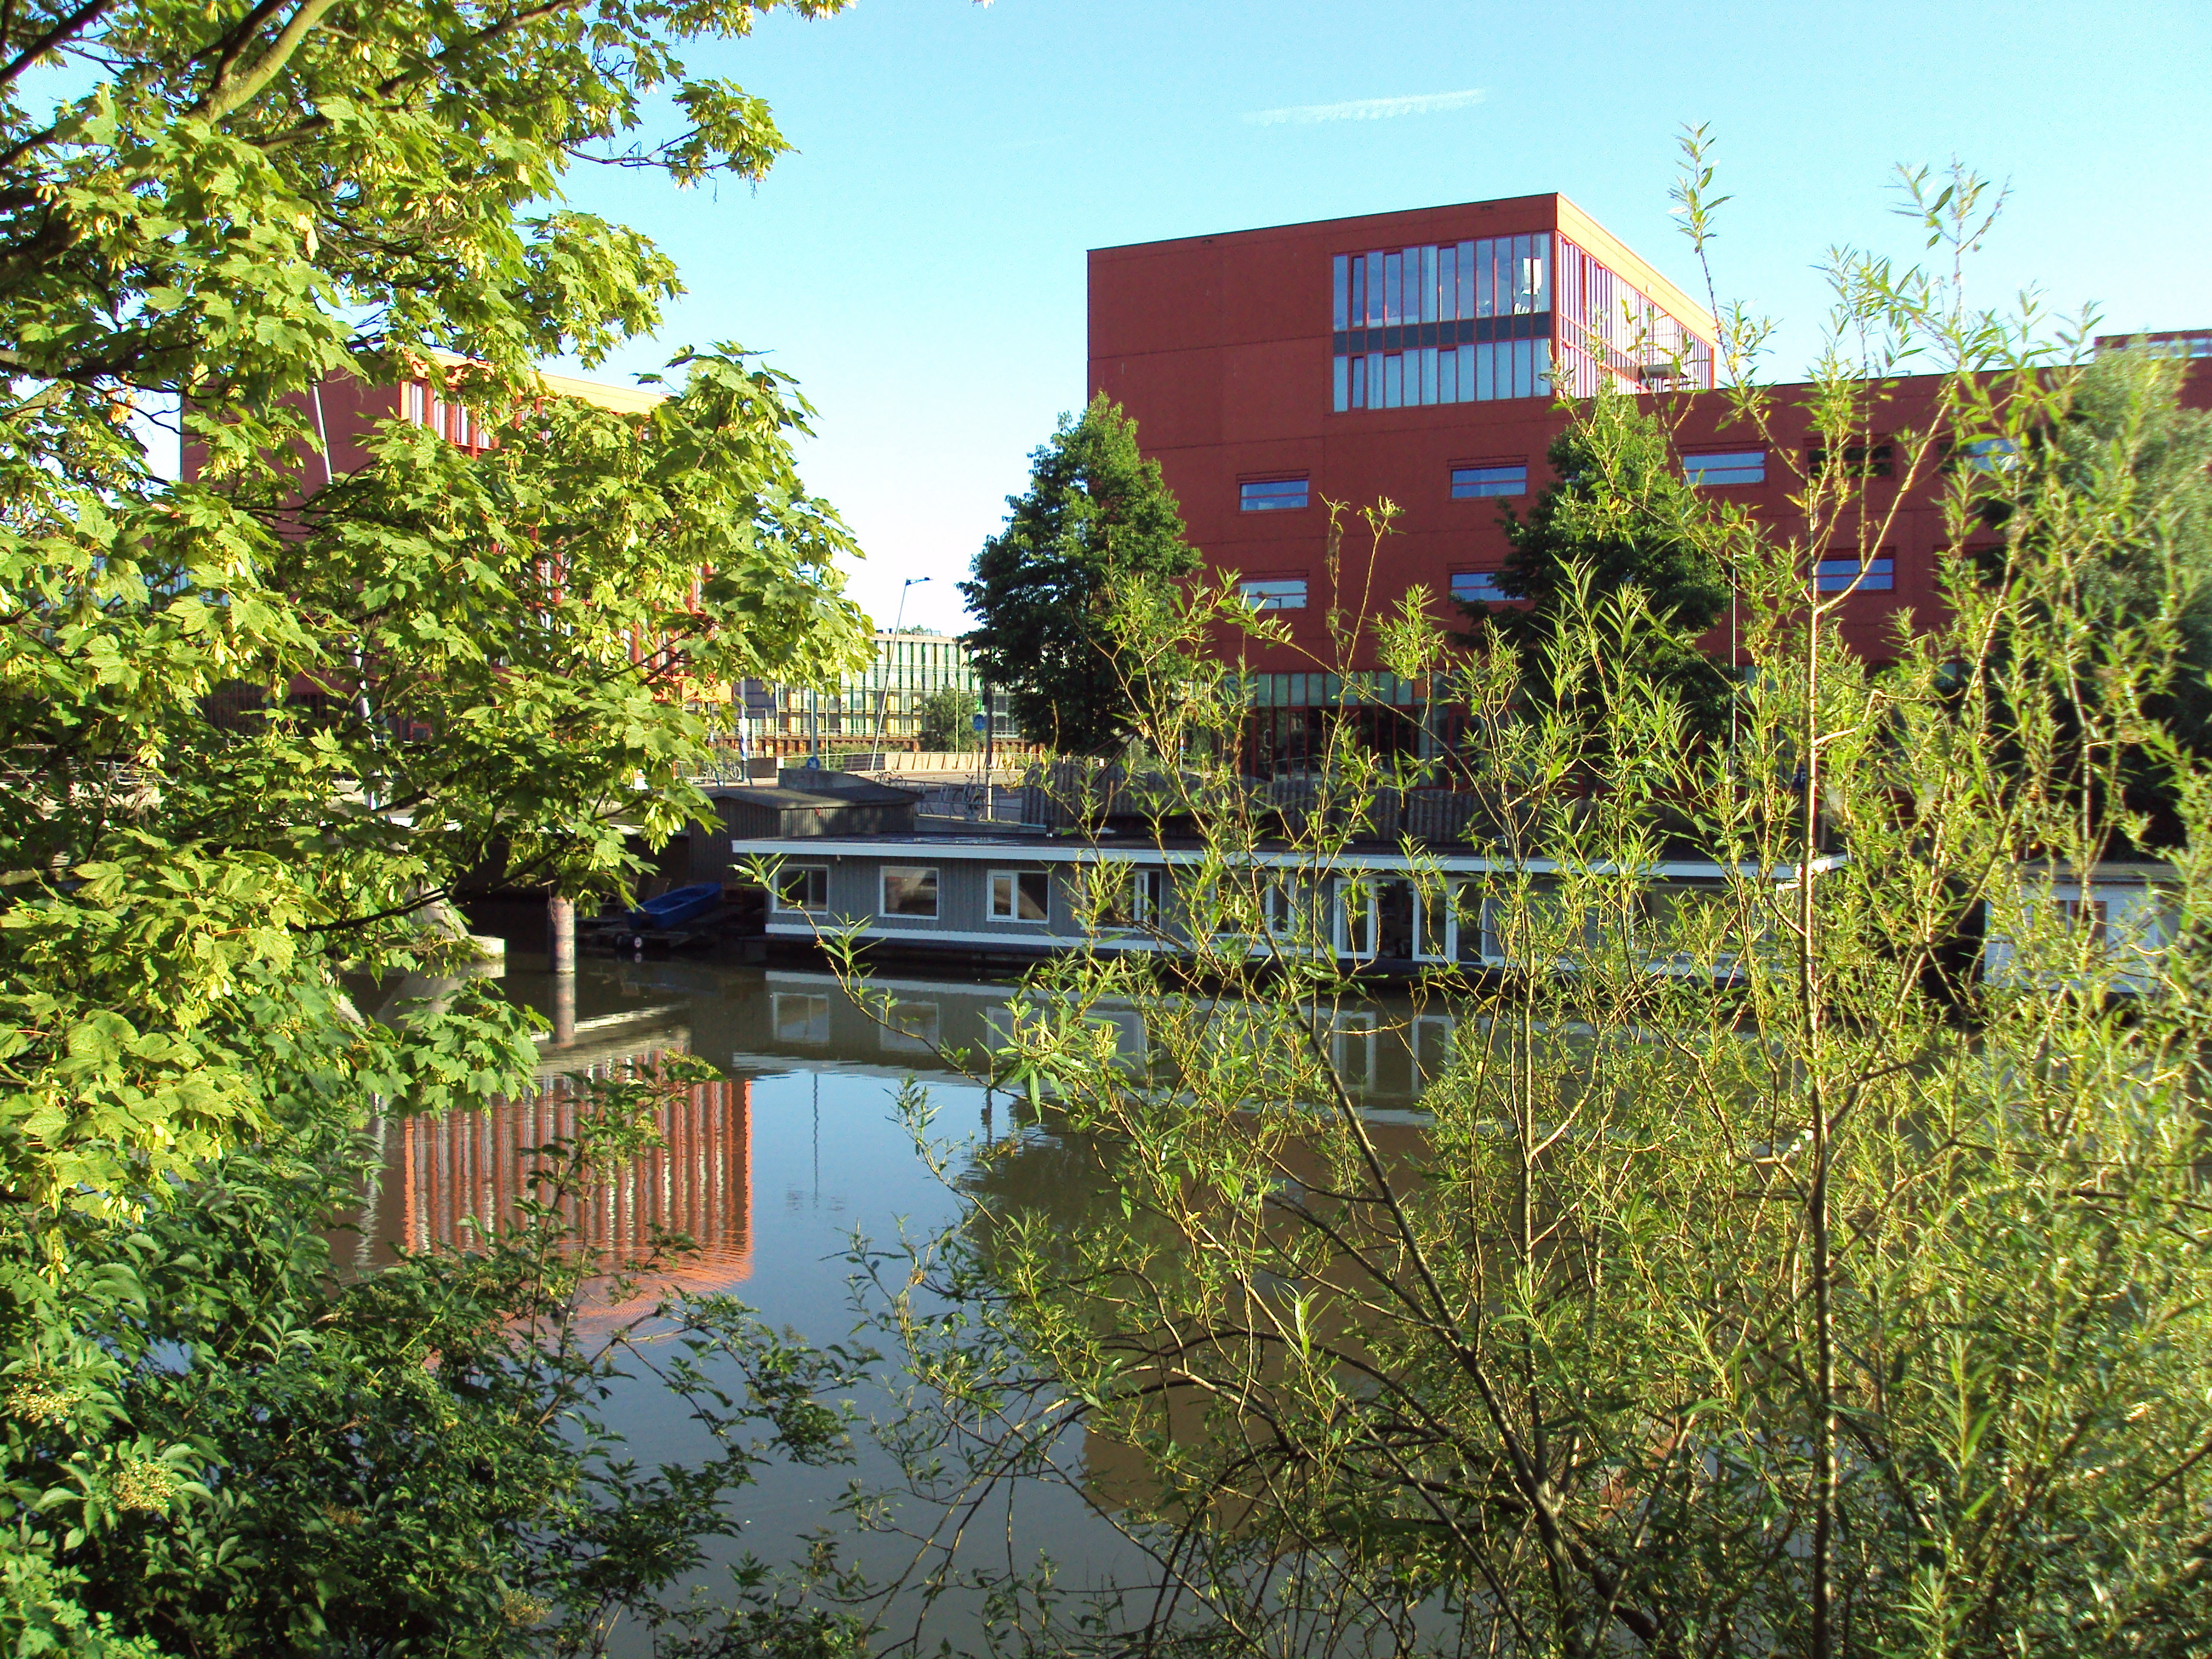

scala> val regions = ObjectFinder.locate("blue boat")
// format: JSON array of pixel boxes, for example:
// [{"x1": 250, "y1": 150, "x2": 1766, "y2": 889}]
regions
[{"x1": 625, "y1": 882, "x2": 725, "y2": 930}]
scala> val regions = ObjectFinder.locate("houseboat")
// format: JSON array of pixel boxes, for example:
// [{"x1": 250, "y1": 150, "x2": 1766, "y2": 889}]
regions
[{"x1": 728, "y1": 827, "x2": 1835, "y2": 979}]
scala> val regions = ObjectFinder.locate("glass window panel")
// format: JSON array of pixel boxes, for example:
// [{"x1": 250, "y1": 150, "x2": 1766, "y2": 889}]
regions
[
  {"x1": 1241, "y1": 478, "x2": 1310, "y2": 511},
  {"x1": 1367, "y1": 353, "x2": 1382, "y2": 407},
  {"x1": 1384, "y1": 252, "x2": 1402, "y2": 324},
  {"x1": 1534, "y1": 233, "x2": 1552, "y2": 311},
  {"x1": 1535, "y1": 339, "x2": 1553, "y2": 397},
  {"x1": 1475, "y1": 237, "x2": 1493, "y2": 317},
  {"x1": 1240, "y1": 578, "x2": 1309, "y2": 611},
  {"x1": 1421, "y1": 347, "x2": 1438, "y2": 404},
  {"x1": 1476, "y1": 341, "x2": 1493, "y2": 401},
  {"x1": 1401, "y1": 250, "x2": 1419, "y2": 325},
  {"x1": 1456, "y1": 342, "x2": 1473, "y2": 401},
  {"x1": 1385, "y1": 354, "x2": 1403, "y2": 407},
  {"x1": 1332, "y1": 254, "x2": 1349, "y2": 332},
  {"x1": 1513, "y1": 337, "x2": 1533, "y2": 398},
  {"x1": 1450, "y1": 571, "x2": 1509, "y2": 603},
  {"x1": 1682, "y1": 451, "x2": 1767, "y2": 486},
  {"x1": 1366, "y1": 249, "x2": 1385, "y2": 325},
  {"x1": 1452, "y1": 463, "x2": 1528, "y2": 498},
  {"x1": 1421, "y1": 244, "x2": 1439, "y2": 323},
  {"x1": 1350, "y1": 256, "x2": 1366, "y2": 329},
  {"x1": 774, "y1": 865, "x2": 829, "y2": 912},
  {"x1": 1352, "y1": 355, "x2": 1367, "y2": 409},
  {"x1": 880, "y1": 866, "x2": 939, "y2": 918},
  {"x1": 1437, "y1": 243, "x2": 1457, "y2": 322},
  {"x1": 1333, "y1": 355, "x2": 1349, "y2": 412},
  {"x1": 1457, "y1": 240, "x2": 1476, "y2": 319}
]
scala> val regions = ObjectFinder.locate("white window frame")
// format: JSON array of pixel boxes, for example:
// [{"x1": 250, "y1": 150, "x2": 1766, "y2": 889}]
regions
[
  {"x1": 1334, "y1": 879, "x2": 1376, "y2": 959},
  {"x1": 773, "y1": 864, "x2": 830, "y2": 914},
  {"x1": 879, "y1": 865, "x2": 941, "y2": 920},
  {"x1": 988, "y1": 868, "x2": 1051, "y2": 924}
]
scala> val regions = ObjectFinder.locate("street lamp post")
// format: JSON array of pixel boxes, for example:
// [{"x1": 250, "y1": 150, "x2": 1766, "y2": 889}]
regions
[{"x1": 875, "y1": 576, "x2": 930, "y2": 757}]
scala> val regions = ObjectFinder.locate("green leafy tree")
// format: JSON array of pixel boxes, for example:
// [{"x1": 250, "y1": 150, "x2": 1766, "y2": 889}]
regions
[
  {"x1": 916, "y1": 685, "x2": 980, "y2": 752},
  {"x1": 0, "y1": 0, "x2": 876, "y2": 1646},
  {"x1": 842, "y1": 154, "x2": 2212, "y2": 1659},
  {"x1": 961, "y1": 394, "x2": 1199, "y2": 755},
  {"x1": 1482, "y1": 386, "x2": 1738, "y2": 734}
]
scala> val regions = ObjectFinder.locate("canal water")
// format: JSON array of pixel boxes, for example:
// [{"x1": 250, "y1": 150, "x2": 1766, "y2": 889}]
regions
[{"x1": 359, "y1": 945, "x2": 1444, "y2": 1649}]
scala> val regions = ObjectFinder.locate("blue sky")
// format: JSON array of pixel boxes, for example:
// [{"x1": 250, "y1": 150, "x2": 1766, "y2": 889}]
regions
[{"x1": 542, "y1": 0, "x2": 2210, "y2": 635}]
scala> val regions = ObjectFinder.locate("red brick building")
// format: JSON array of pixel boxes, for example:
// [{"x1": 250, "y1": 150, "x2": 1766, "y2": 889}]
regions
[{"x1": 1088, "y1": 194, "x2": 2208, "y2": 770}]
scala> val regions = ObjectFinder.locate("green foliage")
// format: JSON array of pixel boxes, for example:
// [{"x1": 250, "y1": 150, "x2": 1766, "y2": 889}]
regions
[
  {"x1": 1, "y1": 1058, "x2": 870, "y2": 1656},
  {"x1": 915, "y1": 686, "x2": 980, "y2": 752},
  {"x1": 1487, "y1": 386, "x2": 1738, "y2": 734},
  {"x1": 0, "y1": 0, "x2": 876, "y2": 1644},
  {"x1": 961, "y1": 394, "x2": 1200, "y2": 756},
  {"x1": 2051, "y1": 345, "x2": 2212, "y2": 757},
  {"x1": 853, "y1": 155, "x2": 2212, "y2": 1658}
]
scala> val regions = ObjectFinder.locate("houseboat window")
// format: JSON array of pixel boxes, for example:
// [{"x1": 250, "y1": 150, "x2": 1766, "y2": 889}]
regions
[
  {"x1": 1264, "y1": 877, "x2": 1297, "y2": 939},
  {"x1": 880, "y1": 866, "x2": 940, "y2": 919},
  {"x1": 2059, "y1": 896, "x2": 2108, "y2": 948},
  {"x1": 771, "y1": 994, "x2": 830, "y2": 1044},
  {"x1": 990, "y1": 870, "x2": 1050, "y2": 922},
  {"x1": 774, "y1": 865, "x2": 830, "y2": 913},
  {"x1": 1093, "y1": 865, "x2": 1167, "y2": 928}
]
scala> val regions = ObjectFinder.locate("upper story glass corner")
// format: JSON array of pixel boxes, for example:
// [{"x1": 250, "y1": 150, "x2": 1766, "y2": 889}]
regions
[{"x1": 1330, "y1": 231, "x2": 1715, "y2": 412}]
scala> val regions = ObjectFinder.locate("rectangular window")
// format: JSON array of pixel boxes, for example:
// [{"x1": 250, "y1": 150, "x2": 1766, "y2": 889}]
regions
[
  {"x1": 1683, "y1": 450, "x2": 1766, "y2": 487},
  {"x1": 1331, "y1": 254, "x2": 1349, "y2": 332},
  {"x1": 1097, "y1": 865, "x2": 1167, "y2": 928},
  {"x1": 1239, "y1": 477, "x2": 1309, "y2": 511},
  {"x1": 1240, "y1": 577, "x2": 1308, "y2": 612},
  {"x1": 1808, "y1": 443, "x2": 1895, "y2": 478},
  {"x1": 1814, "y1": 556, "x2": 1895, "y2": 594},
  {"x1": 880, "y1": 866, "x2": 939, "y2": 918},
  {"x1": 1453, "y1": 462, "x2": 1527, "y2": 498},
  {"x1": 1332, "y1": 355, "x2": 1349, "y2": 412},
  {"x1": 774, "y1": 865, "x2": 829, "y2": 913},
  {"x1": 990, "y1": 869, "x2": 1050, "y2": 923},
  {"x1": 1450, "y1": 571, "x2": 1511, "y2": 605}
]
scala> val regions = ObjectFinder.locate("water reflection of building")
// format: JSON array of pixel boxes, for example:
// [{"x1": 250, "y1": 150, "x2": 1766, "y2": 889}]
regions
[{"x1": 397, "y1": 1043, "x2": 754, "y2": 1285}]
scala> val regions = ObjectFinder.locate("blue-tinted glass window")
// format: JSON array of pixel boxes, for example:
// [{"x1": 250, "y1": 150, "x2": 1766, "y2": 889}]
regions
[
  {"x1": 1683, "y1": 450, "x2": 1766, "y2": 486},
  {"x1": 1241, "y1": 577, "x2": 1309, "y2": 612},
  {"x1": 1332, "y1": 356, "x2": 1349, "y2": 412},
  {"x1": 1815, "y1": 557, "x2": 1895, "y2": 594},
  {"x1": 1452, "y1": 463, "x2": 1527, "y2": 498},
  {"x1": 1240, "y1": 478, "x2": 1309, "y2": 512},
  {"x1": 1450, "y1": 571, "x2": 1510, "y2": 605},
  {"x1": 1332, "y1": 255, "x2": 1349, "y2": 332}
]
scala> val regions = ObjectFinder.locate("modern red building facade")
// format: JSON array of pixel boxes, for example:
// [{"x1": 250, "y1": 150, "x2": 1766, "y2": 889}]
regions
[{"x1": 1090, "y1": 194, "x2": 2208, "y2": 771}]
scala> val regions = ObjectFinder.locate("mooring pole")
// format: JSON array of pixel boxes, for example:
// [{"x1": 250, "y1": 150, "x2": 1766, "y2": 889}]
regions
[{"x1": 548, "y1": 894, "x2": 576, "y2": 1045}]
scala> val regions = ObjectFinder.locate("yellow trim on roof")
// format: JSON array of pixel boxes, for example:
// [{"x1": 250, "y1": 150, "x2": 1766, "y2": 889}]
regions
[{"x1": 424, "y1": 348, "x2": 666, "y2": 415}]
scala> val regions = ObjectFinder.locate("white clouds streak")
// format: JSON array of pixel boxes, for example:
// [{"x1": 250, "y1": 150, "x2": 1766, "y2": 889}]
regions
[{"x1": 1242, "y1": 89, "x2": 1488, "y2": 127}]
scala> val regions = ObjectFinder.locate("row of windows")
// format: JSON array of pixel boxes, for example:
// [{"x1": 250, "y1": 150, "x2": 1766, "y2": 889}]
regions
[
  {"x1": 1331, "y1": 235, "x2": 1551, "y2": 333},
  {"x1": 1239, "y1": 462, "x2": 1529, "y2": 514},
  {"x1": 777, "y1": 862, "x2": 1721, "y2": 966},
  {"x1": 400, "y1": 381, "x2": 486, "y2": 447},
  {"x1": 1235, "y1": 451, "x2": 1807, "y2": 511},
  {"x1": 1334, "y1": 337, "x2": 1552, "y2": 411},
  {"x1": 1245, "y1": 552, "x2": 1899, "y2": 616}
]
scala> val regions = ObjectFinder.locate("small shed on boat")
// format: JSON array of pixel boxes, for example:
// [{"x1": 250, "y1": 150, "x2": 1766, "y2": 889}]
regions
[{"x1": 690, "y1": 781, "x2": 918, "y2": 883}]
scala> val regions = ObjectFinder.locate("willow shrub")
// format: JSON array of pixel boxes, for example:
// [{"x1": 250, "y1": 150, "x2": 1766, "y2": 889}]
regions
[{"x1": 849, "y1": 160, "x2": 2212, "y2": 1659}]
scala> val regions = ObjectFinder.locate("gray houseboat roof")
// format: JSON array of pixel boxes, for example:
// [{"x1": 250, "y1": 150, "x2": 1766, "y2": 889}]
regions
[{"x1": 728, "y1": 833, "x2": 1845, "y2": 882}]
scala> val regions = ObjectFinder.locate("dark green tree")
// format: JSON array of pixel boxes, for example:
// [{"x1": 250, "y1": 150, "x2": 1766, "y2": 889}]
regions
[
  {"x1": 916, "y1": 685, "x2": 980, "y2": 751},
  {"x1": 2056, "y1": 346, "x2": 2212, "y2": 752},
  {"x1": 1480, "y1": 386, "x2": 1736, "y2": 734},
  {"x1": 961, "y1": 394, "x2": 1199, "y2": 755}
]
